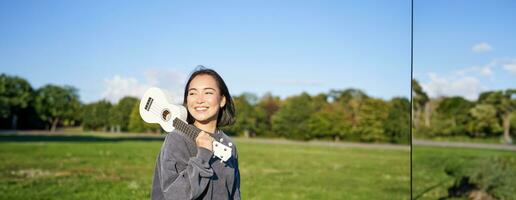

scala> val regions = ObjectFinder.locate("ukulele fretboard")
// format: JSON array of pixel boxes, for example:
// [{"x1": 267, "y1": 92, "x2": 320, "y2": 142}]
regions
[{"x1": 171, "y1": 118, "x2": 205, "y2": 140}]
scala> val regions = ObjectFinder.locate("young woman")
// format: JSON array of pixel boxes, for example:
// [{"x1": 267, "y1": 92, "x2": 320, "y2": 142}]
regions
[{"x1": 151, "y1": 66, "x2": 240, "y2": 200}]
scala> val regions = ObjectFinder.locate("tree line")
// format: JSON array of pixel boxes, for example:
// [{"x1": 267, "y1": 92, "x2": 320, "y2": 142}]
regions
[
  {"x1": 1, "y1": 74, "x2": 410, "y2": 144},
  {"x1": 412, "y1": 79, "x2": 516, "y2": 143}
]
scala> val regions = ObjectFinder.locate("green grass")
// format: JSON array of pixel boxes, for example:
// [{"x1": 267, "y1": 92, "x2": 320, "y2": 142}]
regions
[
  {"x1": 0, "y1": 134, "x2": 410, "y2": 199},
  {"x1": 413, "y1": 134, "x2": 505, "y2": 144},
  {"x1": 413, "y1": 145, "x2": 516, "y2": 200}
]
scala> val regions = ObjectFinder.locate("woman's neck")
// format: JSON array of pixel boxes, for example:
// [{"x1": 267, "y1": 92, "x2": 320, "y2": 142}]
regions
[{"x1": 193, "y1": 120, "x2": 217, "y2": 134}]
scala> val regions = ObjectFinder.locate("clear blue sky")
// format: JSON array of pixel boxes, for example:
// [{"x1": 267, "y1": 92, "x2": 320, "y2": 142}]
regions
[
  {"x1": 414, "y1": 0, "x2": 516, "y2": 100},
  {"x1": 0, "y1": 0, "x2": 411, "y2": 103}
]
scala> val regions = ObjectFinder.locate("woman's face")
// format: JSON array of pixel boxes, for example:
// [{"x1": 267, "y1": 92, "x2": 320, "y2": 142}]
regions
[{"x1": 187, "y1": 74, "x2": 226, "y2": 124}]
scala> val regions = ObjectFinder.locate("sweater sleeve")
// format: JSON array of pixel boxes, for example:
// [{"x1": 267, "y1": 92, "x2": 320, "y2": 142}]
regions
[
  {"x1": 159, "y1": 133, "x2": 214, "y2": 200},
  {"x1": 232, "y1": 147, "x2": 241, "y2": 200}
]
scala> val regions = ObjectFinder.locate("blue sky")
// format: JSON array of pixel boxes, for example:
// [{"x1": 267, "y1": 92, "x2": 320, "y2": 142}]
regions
[
  {"x1": 414, "y1": 0, "x2": 516, "y2": 100},
  {"x1": 0, "y1": 1, "x2": 411, "y2": 103}
]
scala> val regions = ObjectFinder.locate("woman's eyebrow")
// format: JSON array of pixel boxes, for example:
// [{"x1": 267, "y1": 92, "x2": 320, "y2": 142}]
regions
[{"x1": 188, "y1": 87, "x2": 216, "y2": 91}]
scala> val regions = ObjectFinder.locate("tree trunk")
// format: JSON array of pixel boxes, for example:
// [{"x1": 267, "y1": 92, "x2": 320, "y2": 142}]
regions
[
  {"x1": 412, "y1": 109, "x2": 419, "y2": 128},
  {"x1": 51, "y1": 118, "x2": 59, "y2": 132},
  {"x1": 334, "y1": 135, "x2": 340, "y2": 142},
  {"x1": 11, "y1": 114, "x2": 18, "y2": 130},
  {"x1": 503, "y1": 114, "x2": 512, "y2": 144},
  {"x1": 424, "y1": 102, "x2": 431, "y2": 127}
]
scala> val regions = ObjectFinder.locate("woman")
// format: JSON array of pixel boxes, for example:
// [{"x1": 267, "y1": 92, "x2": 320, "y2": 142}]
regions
[{"x1": 151, "y1": 66, "x2": 240, "y2": 200}]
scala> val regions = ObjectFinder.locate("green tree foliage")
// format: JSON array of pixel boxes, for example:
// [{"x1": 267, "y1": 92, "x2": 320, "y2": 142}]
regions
[
  {"x1": 478, "y1": 90, "x2": 516, "y2": 143},
  {"x1": 224, "y1": 93, "x2": 259, "y2": 137},
  {"x1": 253, "y1": 92, "x2": 280, "y2": 137},
  {"x1": 0, "y1": 74, "x2": 33, "y2": 129},
  {"x1": 333, "y1": 89, "x2": 369, "y2": 128},
  {"x1": 1, "y1": 74, "x2": 420, "y2": 143},
  {"x1": 308, "y1": 102, "x2": 350, "y2": 141},
  {"x1": 467, "y1": 104, "x2": 502, "y2": 137},
  {"x1": 353, "y1": 98, "x2": 390, "y2": 142},
  {"x1": 34, "y1": 85, "x2": 81, "y2": 132},
  {"x1": 272, "y1": 92, "x2": 321, "y2": 140},
  {"x1": 128, "y1": 102, "x2": 160, "y2": 133},
  {"x1": 384, "y1": 97, "x2": 410, "y2": 144},
  {"x1": 109, "y1": 97, "x2": 138, "y2": 132},
  {"x1": 412, "y1": 79, "x2": 429, "y2": 129},
  {"x1": 412, "y1": 79, "x2": 515, "y2": 142},
  {"x1": 432, "y1": 97, "x2": 474, "y2": 136},
  {"x1": 82, "y1": 100, "x2": 112, "y2": 131}
]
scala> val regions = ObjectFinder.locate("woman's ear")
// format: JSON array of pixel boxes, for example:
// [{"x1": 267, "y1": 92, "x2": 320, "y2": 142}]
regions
[{"x1": 220, "y1": 96, "x2": 226, "y2": 108}]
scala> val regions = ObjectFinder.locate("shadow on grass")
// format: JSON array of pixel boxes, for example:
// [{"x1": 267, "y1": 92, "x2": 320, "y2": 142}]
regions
[{"x1": 0, "y1": 134, "x2": 165, "y2": 143}]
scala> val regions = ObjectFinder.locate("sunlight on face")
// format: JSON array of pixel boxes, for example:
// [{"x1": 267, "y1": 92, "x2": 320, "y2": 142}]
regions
[{"x1": 187, "y1": 74, "x2": 226, "y2": 124}]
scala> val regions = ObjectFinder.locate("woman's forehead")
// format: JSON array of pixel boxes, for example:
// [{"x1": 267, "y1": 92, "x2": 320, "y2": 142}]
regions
[{"x1": 189, "y1": 74, "x2": 218, "y2": 89}]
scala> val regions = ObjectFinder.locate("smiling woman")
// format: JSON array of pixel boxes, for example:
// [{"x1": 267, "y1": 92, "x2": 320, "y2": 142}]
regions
[{"x1": 151, "y1": 66, "x2": 240, "y2": 200}]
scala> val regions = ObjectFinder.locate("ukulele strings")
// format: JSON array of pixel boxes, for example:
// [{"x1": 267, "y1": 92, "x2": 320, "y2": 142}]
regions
[
  {"x1": 147, "y1": 104, "x2": 197, "y2": 140},
  {"x1": 146, "y1": 103, "x2": 217, "y2": 141}
]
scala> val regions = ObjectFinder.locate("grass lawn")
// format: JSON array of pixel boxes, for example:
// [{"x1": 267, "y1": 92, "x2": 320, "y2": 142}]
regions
[
  {"x1": 412, "y1": 133, "x2": 507, "y2": 144},
  {"x1": 413, "y1": 145, "x2": 516, "y2": 200},
  {"x1": 0, "y1": 133, "x2": 409, "y2": 199}
]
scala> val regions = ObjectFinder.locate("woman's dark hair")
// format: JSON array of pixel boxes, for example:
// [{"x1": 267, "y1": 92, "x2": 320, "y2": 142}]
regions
[{"x1": 183, "y1": 65, "x2": 235, "y2": 127}]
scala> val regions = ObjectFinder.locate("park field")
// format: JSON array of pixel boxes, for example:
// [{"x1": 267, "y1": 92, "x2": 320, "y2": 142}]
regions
[
  {"x1": 0, "y1": 133, "x2": 410, "y2": 200},
  {"x1": 413, "y1": 145, "x2": 516, "y2": 200}
]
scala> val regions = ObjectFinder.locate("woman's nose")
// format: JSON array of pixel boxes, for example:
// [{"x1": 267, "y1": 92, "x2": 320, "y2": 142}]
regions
[{"x1": 196, "y1": 94, "x2": 205, "y2": 103}]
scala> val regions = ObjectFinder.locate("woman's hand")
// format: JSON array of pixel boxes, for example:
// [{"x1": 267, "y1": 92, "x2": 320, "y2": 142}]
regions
[{"x1": 195, "y1": 131, "x2": 214, "y2": 151}]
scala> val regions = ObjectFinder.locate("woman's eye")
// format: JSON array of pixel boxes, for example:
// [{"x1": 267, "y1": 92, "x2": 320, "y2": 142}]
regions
[{"x1": 189, "y1": 92, "x2": 196, "y2": 96}]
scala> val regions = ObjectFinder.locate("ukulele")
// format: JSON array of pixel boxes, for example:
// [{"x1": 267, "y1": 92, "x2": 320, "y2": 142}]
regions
[{"x1": 139, "y1": 87, "x2": 233, "y2": 162}]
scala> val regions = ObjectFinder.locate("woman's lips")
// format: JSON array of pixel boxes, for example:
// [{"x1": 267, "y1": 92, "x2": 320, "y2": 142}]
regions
[{"x1": 194, "y1": 106, "x2": 209, "y2": 112}]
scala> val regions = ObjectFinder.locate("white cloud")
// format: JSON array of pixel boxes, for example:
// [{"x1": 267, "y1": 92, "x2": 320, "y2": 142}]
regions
[
  {"x1": 455, "y1": 65, "x2": 493, "y2": 77},
  {"x1": 420, "y1": 57, "x2": 516, "y2": 100},
  {"x1": 421, "y1": 73, "x2": 487, "y2": 101},
  {"x1": 102, "y1": 75, "x2": 149, "y2": 103},
  {"x1": 472, "y1": 42, "x2": 492, "y2": 53},
  {"x1": 480, "y1": 66, "x2": 493, "y2": 76},
  {"x1": 102, "y1": 69, "x2": 187, "y2": 104},
  {"x1": 500, "y1": 59, "x2": 516, "y2": 75}
]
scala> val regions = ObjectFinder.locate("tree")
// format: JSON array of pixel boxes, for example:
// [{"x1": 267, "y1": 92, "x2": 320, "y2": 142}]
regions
[
  {"x1": 412, "y1": 79, "x2": 429, "y2": 128},
  {"x1": 331, "y1": 88, "x2": 369, "y2": 129},
  {"x1": 478, "y1": 90, "x2": 516, "y2": 143},
  {"x1": 353, "y1": 98, "x2": 390, "y2": 142},
  {"x1": 108, "y1": 96, "x2": 138, "y2": 132},
  {"x1": 254, "y1": 92, "x2": 280, "y2": 137},
  {"x1": 128, "y1": 103, "x2": 160, "y2": 133},
  {"x1": 224, "y1": 93, "x2": 258, "y2": 137},
  {"x1": 82, "y1": 100, "x2": 112, "y2": 131},
  {"x1": 467, "y1": 104, "x2": 502, "y2": 137},
  {"x1": 0, "y1": 74, "x2": 33, "y2": 129},
  {"x1": 384, "y1": 97, "x2": 410, "y2": 144},
  {"x1": 433, "y1": 96, "x2": 474, "y2": 136},
  {"x1": 412, "y1": 79, "x2": 428, "y2": 124},
  {"x1": 272, "y1": 93, "x2": 317, "y2": 140},
  {"x1": 34, "y1": 84, "x2": 81, "y2": 132},
  {"x1": 308, "y1": 101, "x2": 350, "y2": 141}
]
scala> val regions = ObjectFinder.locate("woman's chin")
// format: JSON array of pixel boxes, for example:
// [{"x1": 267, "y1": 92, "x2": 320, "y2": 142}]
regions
[{"x1": 193, "y1": 116, "x2": 216, "y2": 124}]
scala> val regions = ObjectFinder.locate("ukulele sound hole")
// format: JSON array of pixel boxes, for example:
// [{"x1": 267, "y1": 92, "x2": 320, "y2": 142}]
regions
[{"x1": 162, "y1": 109, "x2": 171, "y2": 121}]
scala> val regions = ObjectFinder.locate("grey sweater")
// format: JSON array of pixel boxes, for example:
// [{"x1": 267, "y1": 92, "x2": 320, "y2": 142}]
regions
[{"x1": 151, "y1": 129, "x2": 240, "y2": 200}]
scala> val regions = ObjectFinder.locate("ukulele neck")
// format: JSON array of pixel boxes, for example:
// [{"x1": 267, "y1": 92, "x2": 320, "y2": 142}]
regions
[{"x1": 172, "y1": 118, "x2": 220, "y2": 141}]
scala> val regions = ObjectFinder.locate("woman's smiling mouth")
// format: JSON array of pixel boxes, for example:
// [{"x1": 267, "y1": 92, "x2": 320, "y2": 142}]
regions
[{"x1": 194, "y1": 106, "x2": 209, "y2": 112}]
